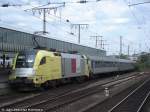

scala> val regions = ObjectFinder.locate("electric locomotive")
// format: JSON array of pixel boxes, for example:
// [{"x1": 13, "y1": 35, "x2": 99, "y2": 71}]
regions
[{"x1": 9, "y1": 50, "x2": 89, "y2": 88}]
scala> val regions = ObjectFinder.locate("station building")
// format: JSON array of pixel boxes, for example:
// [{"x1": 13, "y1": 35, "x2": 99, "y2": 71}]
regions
[{"x1": 0, "y1": 26, "x2": 106, "y2": 57}]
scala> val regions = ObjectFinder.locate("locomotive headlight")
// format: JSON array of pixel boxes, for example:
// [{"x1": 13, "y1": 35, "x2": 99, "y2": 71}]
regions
[{"x1": 27, "y1": 59, "x2": 33, "y2": 63}]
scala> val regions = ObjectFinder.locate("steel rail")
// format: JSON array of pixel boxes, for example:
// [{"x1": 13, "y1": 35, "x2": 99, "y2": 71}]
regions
[
  {"x1": 0, "y1": 72, "x2": 140, "y2": 110},
  {"x1": 108, "y1": 78, "x2": 150, "y2": 112},
  {"x1": 28, "y1": 74, "x2": 140, "y2": 111}
]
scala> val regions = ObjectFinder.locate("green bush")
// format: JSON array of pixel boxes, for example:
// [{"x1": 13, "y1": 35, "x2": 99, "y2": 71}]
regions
[{"x1": 136, "y1": 53, "x2": 150, "y2": 71}]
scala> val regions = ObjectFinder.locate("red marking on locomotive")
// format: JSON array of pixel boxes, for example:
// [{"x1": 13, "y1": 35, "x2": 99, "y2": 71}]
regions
[{"x1": 71, "y1": 59, "x2": 76, "y2": 73}]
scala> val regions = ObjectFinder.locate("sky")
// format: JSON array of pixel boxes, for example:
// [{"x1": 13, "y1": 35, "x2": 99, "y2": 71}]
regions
[{"x1": 0, "y1": 0, "x2": 150, "y2": 55}]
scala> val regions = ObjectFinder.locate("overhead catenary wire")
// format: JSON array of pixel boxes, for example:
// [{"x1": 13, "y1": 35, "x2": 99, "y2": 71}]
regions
[
  {"x1": 128, "y1": 1, "x2": 150, "y2": 6},
  {"x1": 2, "y1": 0, "x2": 149, "y2": 54},
  {"x1": 123, "y1": 0, "x2": 141, "y2": 28},
  {"x1": 132, "y1": 3, "x2": 150, "y2": 51},
  {"x1": 30, "y1": 1, "x2": 104, "y2": 43},
  {"x1": 1, "y1": 5, "x2": 77, "y2": 41},
  {"x1": 1, "y1": 0, "x2": 103, "y2": 40},
  {"x1": 24, "y1": 0, "x2": 101, "y2": 11},
  {"x1": 23, "y1": 2, "x2": 82, "y2": 36},
  {"x1": 22, "y1": 2, "x2": 77, "y2": 36},
  {"x1": 21, "y1": 1, "x2": 107, "y2": 49},
  {"x1": 123, "y1": 0, "x2": 150, "y2": 53},
  {"x1": 23, "y1": 0, "x2": 102, "y2": 26}
]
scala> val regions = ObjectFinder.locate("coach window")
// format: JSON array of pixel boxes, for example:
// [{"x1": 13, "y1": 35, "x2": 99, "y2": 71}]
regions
[
  {"x1": 107, "y1": 61, "x2": 111, "y2": 67},
  {"x1": 91, "y1": 61, "x2": 94, "y2": 68},
  {"x1": 106, "y1": 62, "x2": 109, "y2": 67},
  {"x1": 97, "y1": 61, "x2": 99, "y2": 68},
  {"x1": 107, "y1": 62, "x2": 109, "y2": 67},
  {"x1": 95, "y1": 61, "x2": 97, "y2": 68},
  {"x1": 40, "y1": 57, "x2": 46, "y2": 65},
  {"x1": 97, "y1": 61, "x2": 99, "y2": 67},
  {"x1": 106, "y1": 62, "x2": 108, "y2": 67},
  {"x1": 105, "y1": 62, "x2": 108, "y2": 67},
  {"x1": 103, "y1": 62, "x2": 106, "y2": 67},
  {"x1": 108, "y1": 62, "x2": 110, "y2": 67},
  {"x1": 99, "y1": 61, "x2": 101, "y2": 67},
  {"x1": 114, "y1": 62, "x2": 116, "y2": 66},
  {"x1": 101, "y1": 61, "x2": 104, "y2": 67}
]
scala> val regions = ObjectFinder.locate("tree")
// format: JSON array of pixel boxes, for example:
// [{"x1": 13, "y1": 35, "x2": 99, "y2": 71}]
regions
[{"x1": 137, "y1": 53, "x2": 150, "y2": 71}]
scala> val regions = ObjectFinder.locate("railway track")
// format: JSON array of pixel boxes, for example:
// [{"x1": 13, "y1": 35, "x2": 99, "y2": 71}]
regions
[
  {"x1": 139, "y1": 90, "x2": 150, "y2": 112},
  {"x1": 45, "y1": 74, "x2": 146, "y2": 112},
  {"x1": 7, "y1": 73, "x2": 140, "y2": 112},
  {"x1": 0, "y1": 92, "x2": 40, "y2": 105},
  {"x1": 0, "y1": 72, "x2": 143, "y2": 112},
  {"x1": 108, "y1": 78, "x2": 150, "y2": 112},
  {"x1": 0, "y1": 84, "x2": 82, "y2": 109},
  {"x1": 0, "y1": 74, "x2": 110, "y2": 108}
]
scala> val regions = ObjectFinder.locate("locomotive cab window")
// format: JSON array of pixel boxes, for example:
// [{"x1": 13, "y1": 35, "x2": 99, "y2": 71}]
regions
[
  {"x1": 16, "y1": 51, "x2": 35, "y2": 68},
  {"x1": 40, "y1": 57, "x2": 46, "y2": 65}
]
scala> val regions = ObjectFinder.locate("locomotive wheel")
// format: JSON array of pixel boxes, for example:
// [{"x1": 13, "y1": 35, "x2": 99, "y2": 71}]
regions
[
  {"x1": 49, "y1": 80, "x2": 57, "y2": 88},
  {"x1": 89, "y1": 72, "x2": 94, "y2": 80},
  {"x1": 42, "y1": 81, "x2": 50, "y2": 90}
]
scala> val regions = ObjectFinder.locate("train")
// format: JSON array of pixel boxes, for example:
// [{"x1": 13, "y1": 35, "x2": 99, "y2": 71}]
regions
[{"x1": 9, "y1": 49, "x2": 135, "y2": 89}]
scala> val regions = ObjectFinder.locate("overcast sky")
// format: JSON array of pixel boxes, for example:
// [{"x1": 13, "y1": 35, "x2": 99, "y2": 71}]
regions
[{"x1": 0, "y1": 0, "x2": 149, "y2": 55}]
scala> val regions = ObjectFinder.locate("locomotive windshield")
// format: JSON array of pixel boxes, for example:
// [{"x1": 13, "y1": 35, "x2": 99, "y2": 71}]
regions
[{"x1": 16, "y1": 51, "x2": 36, "y2": 68}]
